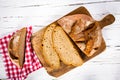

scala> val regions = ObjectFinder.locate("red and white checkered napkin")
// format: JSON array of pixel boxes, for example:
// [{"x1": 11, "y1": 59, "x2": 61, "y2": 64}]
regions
[{"x1": 0, "y1": 26, "x2": 43, "y2": 80}]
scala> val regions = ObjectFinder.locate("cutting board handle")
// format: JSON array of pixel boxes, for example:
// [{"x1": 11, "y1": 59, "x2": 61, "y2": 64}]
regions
[{"x1": 98, "y1": 14, "x2": 115, "y2": 29}]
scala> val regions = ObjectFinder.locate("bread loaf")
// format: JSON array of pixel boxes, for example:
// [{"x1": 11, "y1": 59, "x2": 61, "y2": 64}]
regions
[{"x1": 57, "y1": 14, "x2": 94, "y2": 34}]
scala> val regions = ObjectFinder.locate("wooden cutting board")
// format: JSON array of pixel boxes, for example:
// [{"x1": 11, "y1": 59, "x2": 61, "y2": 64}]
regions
[{"x1": 31, "y1": 6, "x2": 115, "y2": 77}]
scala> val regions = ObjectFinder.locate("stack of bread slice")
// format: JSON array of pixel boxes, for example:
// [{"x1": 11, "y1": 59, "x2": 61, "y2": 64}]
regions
[{"x1": 31, "y1": 23, "x2": 84, "y2": 74}]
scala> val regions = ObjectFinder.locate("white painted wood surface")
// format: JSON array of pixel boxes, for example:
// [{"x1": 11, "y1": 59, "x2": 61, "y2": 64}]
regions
[{"x1": 0, "y1": 0, "x2": 120, "y2": 80}]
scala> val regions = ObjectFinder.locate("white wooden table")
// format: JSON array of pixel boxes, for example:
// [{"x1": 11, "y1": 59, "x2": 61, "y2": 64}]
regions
[{"x1": 0, "y1": 0, "x2": 120, "y2": 80}]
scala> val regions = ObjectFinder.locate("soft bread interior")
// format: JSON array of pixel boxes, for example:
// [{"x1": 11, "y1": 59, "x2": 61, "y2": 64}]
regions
[
  {"x1": 53, "y1": 26, "x2": 83, "y2": 66},
  {"x1": 31, "y1": 28, "x2": 55, "y2": 72},
  {"x1": 42, "y1": 24, "x2": 60, "y2": 69}
]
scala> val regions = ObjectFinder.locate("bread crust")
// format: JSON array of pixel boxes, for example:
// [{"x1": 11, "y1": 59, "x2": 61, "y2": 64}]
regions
[{"x1": 8, "y1": 27, "x2": 26, "y2": 68}]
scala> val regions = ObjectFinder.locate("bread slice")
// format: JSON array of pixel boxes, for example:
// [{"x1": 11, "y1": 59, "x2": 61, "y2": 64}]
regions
[
  {"x1": 53, "y1": 26, "x2": 83, "y2": 66},
  {"x1": 8, "y1": 27, "x2": 26, "y2": 68},
  {"x1": 31, "y1": 28, "x2": 55, "y2": 72},
  {"x1": 42, "y1": 24, "x2": 60, "y2": 69}
]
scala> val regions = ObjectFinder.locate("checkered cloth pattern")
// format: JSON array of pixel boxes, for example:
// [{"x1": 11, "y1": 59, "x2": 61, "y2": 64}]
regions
[{"x1": 0, "y1": 26, "x2": 42, "y2": 80}]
